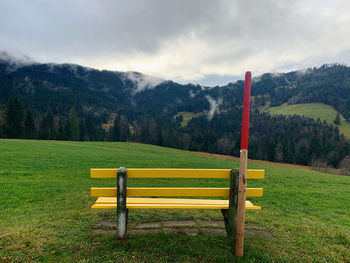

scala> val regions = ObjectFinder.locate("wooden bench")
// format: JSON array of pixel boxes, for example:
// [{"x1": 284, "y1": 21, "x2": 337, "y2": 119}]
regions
[
  {"x1": 90, "y1": 167, "x2": 264, "y2": 252},
  {"x1": 90, "y1": 71, "x2": 259, "y2": 257},
  {"x1": 91, "y1": 168, "x2": 264, "y2": 210}
]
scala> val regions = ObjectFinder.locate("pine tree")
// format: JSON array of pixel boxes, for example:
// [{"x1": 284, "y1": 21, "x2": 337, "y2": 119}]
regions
[
  {"x1": 24, "y1": 108, "x2": 35, "y2": 138},
  {"x1": 111, "y1": 114, "x2": 121, "y2": 141},
  {"x1": 69, "y1": 108, "x2": 80, "y2": 141},
  {"x1": 310, "y1": 131, "x2": 322, "y2": 158},
  {"x1": 334, "y1": 113, "x2": 341, "y2": 125},
  {"x1": 64, "y1": 118, "x2": 72, "y2": 140},
  {"x1": 282, "y1": 134, "x2": 293, "y2": 163},
  {"x1": 296, "y1": 144, "x2": 309, "y2": 165},
  {"x1": 157, "y1": 127, "x2": 163, "y2": 146},
  {"x1": 5, "y1": 97, "x2": 24, "y2": 138},
  {"x1": 57, "y1": 118, "x2": 65, "y2": 140},
  {"x1": 119, "y1": 115, "x2": 129, "y2": 142},
  {"x1": 79, "y1": 118, "x2": 87, "y2": 141},
  {"x1": 267, "y1": 140, "x2": 276, "y2": 162},
  {"x1": 41, "y1": 108, "x2": 54, "y2": 139}
]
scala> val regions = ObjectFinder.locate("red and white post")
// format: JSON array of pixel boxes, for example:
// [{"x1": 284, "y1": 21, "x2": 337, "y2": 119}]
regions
[{"x1": 235, "y1": 71, "x2": 252, "y2": 257}]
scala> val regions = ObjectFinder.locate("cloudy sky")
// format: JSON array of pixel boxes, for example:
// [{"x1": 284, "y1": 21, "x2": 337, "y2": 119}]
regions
[{"x1": 1, "y1": 0, "x2": 350, "y2": 86}]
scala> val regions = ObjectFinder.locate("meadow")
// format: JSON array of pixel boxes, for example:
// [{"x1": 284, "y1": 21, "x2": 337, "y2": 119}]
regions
[
  {"x1": 268, "y1": 103, "x2": 350, "y2": 138},
  {"x1": 0, "y1": 139, "x2": 349, "y2": 262},
  {"x1": 174, "y1": 112, "x2": 204, "y2": 127}
]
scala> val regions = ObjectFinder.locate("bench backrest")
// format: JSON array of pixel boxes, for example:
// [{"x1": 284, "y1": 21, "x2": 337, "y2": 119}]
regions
[{"x1": 90, "y1": 168, "x2": 264, "y2": 198}]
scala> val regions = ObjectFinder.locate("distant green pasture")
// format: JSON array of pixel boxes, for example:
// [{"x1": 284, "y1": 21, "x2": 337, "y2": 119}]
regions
[
  {"x1": 174, "y1": 112, "x2": 204, "y2": 127},
  {"x1": 269, "y1": 103, "x2": 350, "y2": 138}
]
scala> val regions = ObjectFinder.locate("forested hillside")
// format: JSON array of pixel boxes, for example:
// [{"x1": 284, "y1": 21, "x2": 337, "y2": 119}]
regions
[
  {"x1": 252, "y1": 64, "x2": 350, "y2": 120},
  {"x1": 1, "y1": 53, "x2": 349, "y2": 169}
]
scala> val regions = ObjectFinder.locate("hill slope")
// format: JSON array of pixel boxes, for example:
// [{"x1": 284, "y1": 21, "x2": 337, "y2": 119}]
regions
[
  {"x1": 269, "y1": 103, "x2": 350, "y2": 138},
  {"x1": 0, "y1": 139, "x2": 349, "y2": 262}
]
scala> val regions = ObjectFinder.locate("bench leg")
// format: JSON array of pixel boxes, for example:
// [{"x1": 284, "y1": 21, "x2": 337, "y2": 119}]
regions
[
  {"x1": 222, "y1": 169, "x2": 239, "y2": 248},
  {"x1": 117, "y1": 167, "x2": 127, "y2": 239}
]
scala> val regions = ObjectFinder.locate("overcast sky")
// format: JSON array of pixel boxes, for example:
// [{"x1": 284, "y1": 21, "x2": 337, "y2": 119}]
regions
[{"x1": 1, "y1": 0, "x2": 350, "y2": 86}]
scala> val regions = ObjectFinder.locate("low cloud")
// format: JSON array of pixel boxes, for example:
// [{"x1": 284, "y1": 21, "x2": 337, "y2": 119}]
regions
[
  {"x1": 122, "y1": 72, "x2": 165, "y2": 94},
  {"x1": 0, "y1": 51, "x2": 34, "y2": 67},
  {"x1": 206, "y1": 96, "x2": 223, "y2": 120}
]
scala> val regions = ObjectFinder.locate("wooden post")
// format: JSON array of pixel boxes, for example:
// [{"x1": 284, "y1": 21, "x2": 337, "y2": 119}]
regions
[
  {"x1": 117, "y1": 167, "x2": 127, "y2": 239},
  {"x1": 221, "y1": 168, "x2": 239, "y2": 247},
  {"x1": 236, "y1": 149, "x2": 248, "y2": 257},
  {"x1": 235, "y1": 71, "x2": 252, "y2": 258}
]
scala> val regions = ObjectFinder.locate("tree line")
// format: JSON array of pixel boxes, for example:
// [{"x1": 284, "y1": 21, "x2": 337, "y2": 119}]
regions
[
  {"x1": 0, "y1": 97, "x2": 105, "y2": 141},
  {"x1": 1, "y1": 97, "x2": 349, "y2": 169}
]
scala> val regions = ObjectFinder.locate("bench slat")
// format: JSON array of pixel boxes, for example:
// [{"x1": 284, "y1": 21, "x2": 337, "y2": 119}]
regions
[
  {"x1": 96, "y1": 197, "x2": 229, "y2": 205},
  {"x1": 91, "y1": 187, "x2": 263, "y2": 197},
  {"x1": 90, "y1": 168, "x2": 264, "y2": 179},
  {"x1": 91, "y1": 199, "x2": 260, "y2": 210}
]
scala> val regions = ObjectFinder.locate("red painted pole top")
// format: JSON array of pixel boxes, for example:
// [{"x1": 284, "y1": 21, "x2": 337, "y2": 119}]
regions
[{"x1": 240, "y1": 71, "x2": 252, "y2": 150}]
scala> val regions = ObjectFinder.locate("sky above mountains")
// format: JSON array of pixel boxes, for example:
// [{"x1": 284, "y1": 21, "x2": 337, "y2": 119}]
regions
[{"x1": 1, "y1": 0, "x2": 350, "y2": 86}]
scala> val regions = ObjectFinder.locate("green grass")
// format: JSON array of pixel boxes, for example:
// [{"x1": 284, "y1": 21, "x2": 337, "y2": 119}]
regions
[
  {"x1": 174, "y1": 112, "x2": 204, "y2": 127},
  {"x1": 0, "y1": 139, "x2": 349, "y2": 262},
  {"x1": 268, "y1": 103, "x2": 350, "y2": 138}
]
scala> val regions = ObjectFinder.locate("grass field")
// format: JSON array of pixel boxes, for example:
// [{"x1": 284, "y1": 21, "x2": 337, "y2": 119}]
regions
[
  {"x1": 174, "y1": 112, "x2": 204, "y2": 127},
  {"x1": 0, "y1": 139, "x2": 349, "y2": 262},
  {"x1": 268, "y1": 103, "x2": 350, "y2": 138}
]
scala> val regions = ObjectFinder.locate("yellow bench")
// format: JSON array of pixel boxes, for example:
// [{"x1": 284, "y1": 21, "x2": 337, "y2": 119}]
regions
[
  {"x1": 91, "y1": 168, "x2": 263, "y2": 210},
  {"x1": 90, "y1": 72, "x2": 261, "y2": 258},
  {"x1": 90, "y1": 168, "x2": 264, "y2": 243}
]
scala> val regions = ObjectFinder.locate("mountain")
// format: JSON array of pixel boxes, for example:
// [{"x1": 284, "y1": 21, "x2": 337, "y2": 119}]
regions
[
  {"x1": 0, "y1": 52, "x2": 349, "y2": 169},
  {"x1": 0, "y1": 52, "x2": 216, "y2": 116},
  {"x1": 2, "y1": 53, "x2": 350, "y2": 120}
]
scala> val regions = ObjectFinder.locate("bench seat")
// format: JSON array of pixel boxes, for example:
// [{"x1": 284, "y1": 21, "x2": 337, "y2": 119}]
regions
[{"x1": 91, "y1": 197, "x2": 261, "y2": 210}]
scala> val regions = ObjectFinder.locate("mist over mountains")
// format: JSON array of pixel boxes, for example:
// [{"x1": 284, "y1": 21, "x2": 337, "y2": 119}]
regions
[{"x1": 1, "y1": 51, "x2": 350, "y2": 169}]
